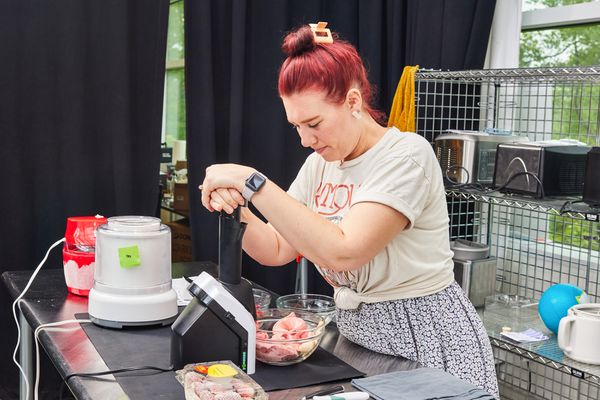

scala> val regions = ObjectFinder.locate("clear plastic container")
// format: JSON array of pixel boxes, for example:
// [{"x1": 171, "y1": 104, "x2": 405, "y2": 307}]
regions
[
  {"x1": 176, "y1": 360, "x2": 267, "y2": 400},
  {"x1": 483, "y1": 294, "x2": 541, "y2": 331}
]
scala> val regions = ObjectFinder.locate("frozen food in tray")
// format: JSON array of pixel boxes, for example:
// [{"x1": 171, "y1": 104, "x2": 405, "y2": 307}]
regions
[{"x1": 175, "y1": 360, "x2": 268, "y2": 400}]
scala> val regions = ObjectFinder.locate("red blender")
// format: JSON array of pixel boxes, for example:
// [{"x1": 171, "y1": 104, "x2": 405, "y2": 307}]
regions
[{"x1": 63, "y1": 215, "x2": 107, "y2": 296}]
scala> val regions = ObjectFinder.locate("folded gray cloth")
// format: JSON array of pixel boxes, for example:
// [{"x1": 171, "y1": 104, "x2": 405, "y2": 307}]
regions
[{"x1": 351, "y1": 368, "x2": 495, "y2": 400}]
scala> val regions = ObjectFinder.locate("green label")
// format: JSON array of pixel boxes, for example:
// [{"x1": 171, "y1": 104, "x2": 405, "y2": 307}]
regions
[{"x1": 118, "y1": 246, "x2": 141, "y2": 268}]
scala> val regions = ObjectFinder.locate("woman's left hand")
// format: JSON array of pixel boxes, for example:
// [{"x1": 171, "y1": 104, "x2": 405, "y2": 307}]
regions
[
  {"x1": 200, "y1": 163, "x2": 256, "y2": 212},
  {"x1": 208, "y1": 188, "x2": 245, "y2": 213}
]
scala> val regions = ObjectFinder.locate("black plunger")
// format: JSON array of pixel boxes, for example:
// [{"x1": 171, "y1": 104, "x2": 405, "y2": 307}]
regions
[{"x1": 218, "y1": 205, "x2": 256, "y2": 318}]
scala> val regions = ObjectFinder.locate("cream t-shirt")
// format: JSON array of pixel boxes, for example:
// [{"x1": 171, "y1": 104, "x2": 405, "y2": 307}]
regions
[{"x1": 288, "y1": 127, "x2": 455, "y2": 309}]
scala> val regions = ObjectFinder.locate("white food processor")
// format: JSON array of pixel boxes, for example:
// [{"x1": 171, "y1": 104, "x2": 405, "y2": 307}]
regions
[{"x1": 88, "y1": 216, "x2": 178, "y2": 328}]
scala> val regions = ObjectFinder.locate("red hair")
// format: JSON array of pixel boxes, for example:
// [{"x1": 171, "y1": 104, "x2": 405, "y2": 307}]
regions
[{"x1": 278, "y1": 26, "x2": 386, "y2": 124}]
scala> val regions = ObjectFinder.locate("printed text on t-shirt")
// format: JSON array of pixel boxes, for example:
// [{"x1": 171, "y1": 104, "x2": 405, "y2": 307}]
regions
[{"x1": 314, "y1": 182, "x2": 355, "y2": 216}]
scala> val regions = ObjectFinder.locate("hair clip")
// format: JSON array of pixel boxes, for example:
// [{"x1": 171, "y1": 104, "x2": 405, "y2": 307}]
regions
[{"x1": 309, "y1": 21, "x2": 333, "y2": 44}]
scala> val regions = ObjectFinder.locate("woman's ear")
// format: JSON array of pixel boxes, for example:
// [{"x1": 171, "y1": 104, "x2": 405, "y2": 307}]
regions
[{"x1": 346, "y1": 88, "x2": 363, "y2": 112}]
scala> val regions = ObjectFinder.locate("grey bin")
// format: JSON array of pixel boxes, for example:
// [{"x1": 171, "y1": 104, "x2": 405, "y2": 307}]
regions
[{"x1": 451, "y1": 239, "x2": 497, "y2": 308}]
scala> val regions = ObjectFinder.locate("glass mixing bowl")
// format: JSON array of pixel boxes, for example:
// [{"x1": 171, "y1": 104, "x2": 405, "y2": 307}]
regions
[
  {"x1": 255, "y1": 308, "x2": 325, "y2": 366},
  {"x1": 276, "y1": 293, "x2": 336, "y2": 325}
]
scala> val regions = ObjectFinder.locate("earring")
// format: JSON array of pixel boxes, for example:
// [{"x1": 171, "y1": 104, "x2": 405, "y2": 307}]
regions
[{"x1": 351, "y1": 110, "x2": 362, "y2": 119}]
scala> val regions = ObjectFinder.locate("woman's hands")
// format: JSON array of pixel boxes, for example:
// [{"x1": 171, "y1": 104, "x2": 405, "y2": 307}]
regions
[
  {"x1": 207, "y1": 188, "x2": 245, "y2": 213},
  {"x1": 200, "y1": 163, "x2": 299, "y2": 266},
  {"x1": 200, "y1": 164, "x2": 255, "y2": 213}
]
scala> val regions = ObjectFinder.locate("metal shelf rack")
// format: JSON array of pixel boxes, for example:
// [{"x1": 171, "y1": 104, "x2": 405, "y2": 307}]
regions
[
  {"x1": 482, "y1": 312, "x2": 600, "y2": 385},
  {"x1": 445, "y1": 189, "x2": 600, "y2": 222},
  {"x1": 415, "y1": 67, "x2": 600, "y2": 400}
]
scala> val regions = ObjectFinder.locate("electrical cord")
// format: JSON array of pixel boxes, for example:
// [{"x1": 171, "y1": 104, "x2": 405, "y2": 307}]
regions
[
  {"x1": 491, "y1": 171, "x2": 545, "y2": 198},
  {"x1": 59, "y1": 364, "x2": 174, "y2": 400},
  {"x1": 12, "y1": 237, "x2": 66, "y2": 400},
  {"x1": 34, "y1": 320, "x2": 91, "y2": 400},
  {"x1": 559, "y1": 199, "x2": 586, "y2": 215},
  {"x1": 9, "y1": 236, "x2": 173, "y2": 400},
  {"x1": 443, "y1": 165, "x2": 546, "y2": 199},
  {"x1": 444, "y1": 164, "x2": 471, "y2": 185},
  {"x1": 442, "y1": 165, "x2": 490, "y2": 192}
]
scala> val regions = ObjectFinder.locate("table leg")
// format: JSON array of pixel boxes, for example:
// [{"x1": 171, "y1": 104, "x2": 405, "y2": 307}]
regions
[{"x1": 19, "y1": 311, "x2": 33, "y2": 400}]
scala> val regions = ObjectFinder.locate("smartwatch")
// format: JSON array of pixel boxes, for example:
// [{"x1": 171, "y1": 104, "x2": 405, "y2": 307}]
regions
[{"x1": 242, "y1": 172, "x2": 267, "y2": 201}]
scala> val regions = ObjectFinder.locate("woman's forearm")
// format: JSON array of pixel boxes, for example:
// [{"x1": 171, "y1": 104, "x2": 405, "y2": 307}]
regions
[{"x1": 240, "y1": 207, "x2": 298, "y2": 266}]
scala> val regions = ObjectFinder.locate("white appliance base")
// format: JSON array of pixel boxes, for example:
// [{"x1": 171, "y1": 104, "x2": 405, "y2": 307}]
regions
[{"x1": 88, "y1": 287, "x2": 178, "y2": 328}]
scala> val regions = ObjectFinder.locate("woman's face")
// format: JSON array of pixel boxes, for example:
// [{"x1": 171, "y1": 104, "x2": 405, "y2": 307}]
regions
[{"x1": 281, "y1": 90, "x2": 358, "y2": 162}]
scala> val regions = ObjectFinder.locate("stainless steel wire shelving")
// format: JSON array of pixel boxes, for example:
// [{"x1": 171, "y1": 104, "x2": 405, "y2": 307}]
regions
[{"x1": 416, "y1": 67, "x2": 600, "y2": 400}]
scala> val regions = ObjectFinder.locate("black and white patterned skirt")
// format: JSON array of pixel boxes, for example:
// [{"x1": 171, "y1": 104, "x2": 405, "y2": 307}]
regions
[{"x1": 336, "y1": 281, "x2": 499, "y2": 398}]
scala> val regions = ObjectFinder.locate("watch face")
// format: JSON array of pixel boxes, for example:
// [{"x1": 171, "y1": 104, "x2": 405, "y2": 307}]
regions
[{"x1": 247, "y1": 172, "x2": 266, "y2": 191}]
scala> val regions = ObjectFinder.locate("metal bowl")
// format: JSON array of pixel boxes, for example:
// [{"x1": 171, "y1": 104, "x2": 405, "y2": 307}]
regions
[{"x1": 450, "y1": 239, "x2": 489, "y2": 261}]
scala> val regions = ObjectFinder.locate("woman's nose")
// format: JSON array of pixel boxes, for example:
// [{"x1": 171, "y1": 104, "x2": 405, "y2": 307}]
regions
[{"x1": 298, "y1": 129, "x2": 317, "y2": 148}]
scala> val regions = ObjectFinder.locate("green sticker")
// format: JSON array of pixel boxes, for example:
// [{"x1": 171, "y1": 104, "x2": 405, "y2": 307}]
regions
[{"x1": 118, "y1": 246, "x2": 141, "y2": 268}]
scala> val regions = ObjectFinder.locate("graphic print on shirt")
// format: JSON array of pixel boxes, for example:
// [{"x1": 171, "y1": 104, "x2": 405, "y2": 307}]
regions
[
  {"x1": 314, "y1": 182, "x2": 355, "y2": 216},
  {"x1": 313, "y1": 181, "x2": 358, "y2": 289}
]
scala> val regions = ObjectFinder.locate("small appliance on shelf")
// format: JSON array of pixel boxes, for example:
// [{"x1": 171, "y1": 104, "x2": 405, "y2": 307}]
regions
[
  {"x1": 558, "y1": 303, "x2": 600, "y2": 365},
  {"x1": 493, "y1": 139, "x2": 591, "y2": 198},
  {"x1": 434, "y1": 130, "x2": 527, "y2": 185},
  {"x1": 583, "y1": 147, "x2": 600, "y2": 206}
]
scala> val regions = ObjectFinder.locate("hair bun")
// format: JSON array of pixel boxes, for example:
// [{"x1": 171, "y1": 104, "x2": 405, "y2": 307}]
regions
[{"x1": 281, "y1": 26, "x2": 316, "y2": 57}]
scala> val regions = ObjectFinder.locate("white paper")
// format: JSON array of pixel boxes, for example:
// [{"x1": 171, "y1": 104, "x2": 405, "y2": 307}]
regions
[
  {"x1": 501, "y1": 328, "x2": 548, "y2": 343},
  {"x1": 172, "y1": 276, "x2": 197, "y2": 306}
]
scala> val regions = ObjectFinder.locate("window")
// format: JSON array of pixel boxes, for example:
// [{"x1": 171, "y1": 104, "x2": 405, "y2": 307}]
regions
[
  {"x1": 163, "y1": 0, "x2": 186, "y2": 148},
  {"x1": 521, "y1": 1, "x2": 600, "y2": 67}
]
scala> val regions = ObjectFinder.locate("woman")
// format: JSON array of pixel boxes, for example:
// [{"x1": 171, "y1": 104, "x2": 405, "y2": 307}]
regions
[{"x1": 200, "y1": 24, "x2": 499, "y2": 397}]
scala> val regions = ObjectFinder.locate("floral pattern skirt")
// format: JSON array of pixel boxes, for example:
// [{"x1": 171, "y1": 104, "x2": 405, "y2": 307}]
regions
[{"x1": 336, "y1": 281, "x2": 499, "y2": 398}]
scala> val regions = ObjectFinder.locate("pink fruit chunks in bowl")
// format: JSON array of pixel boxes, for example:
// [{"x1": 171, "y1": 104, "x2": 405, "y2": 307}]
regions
[{"x1": 255, "y1": 310, "x2": 324, "y2": 365}]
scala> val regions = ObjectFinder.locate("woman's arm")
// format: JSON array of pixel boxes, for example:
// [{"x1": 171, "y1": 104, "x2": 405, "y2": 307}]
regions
[
  {"x1": 206, "y1": 186, "x2": 299, "y2": 266},
  {"x1": 240, "y1": 207, "x2": 300, "y2": 266},
  {"x1": 251, "y1": 179, "x2": 408, "y2": 271},
  {"x1": 201, "y1": 164, "x2": 408, "y2": 272}
]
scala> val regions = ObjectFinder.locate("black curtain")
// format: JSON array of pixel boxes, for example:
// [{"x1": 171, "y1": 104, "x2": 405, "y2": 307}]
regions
[
  {"x1": 184, "y1": 0, "x2": 496, "y2": 295},
  {"x1": 0, "y1": 1, "x2": 169, "y2": 398}
]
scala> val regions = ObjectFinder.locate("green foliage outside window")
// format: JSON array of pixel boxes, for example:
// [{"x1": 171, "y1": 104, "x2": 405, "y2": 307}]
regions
[
  {"x1": 550, "y1": 85, "x2": 600, "y2": 145},
  {"x1": 549, "y1": 216, "x2": 600, "y2": 251},
  {"x1": 521, "y1": 0, "x2": 600, "y2": 68},
  {"x1": 165, "y1": 68, "x2": 186, "y2": 143},
  {"x1": 164, "y1": 1, "x2": 186, "y2": 145},
  {"x1": 520, "y1": 0, "x2": 600, "y2": 253}
]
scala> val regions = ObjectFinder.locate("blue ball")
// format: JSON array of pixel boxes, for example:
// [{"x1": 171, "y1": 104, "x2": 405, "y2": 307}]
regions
[{"x1": 538, "y1": 283, "x2": 588, "y2": 334}]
